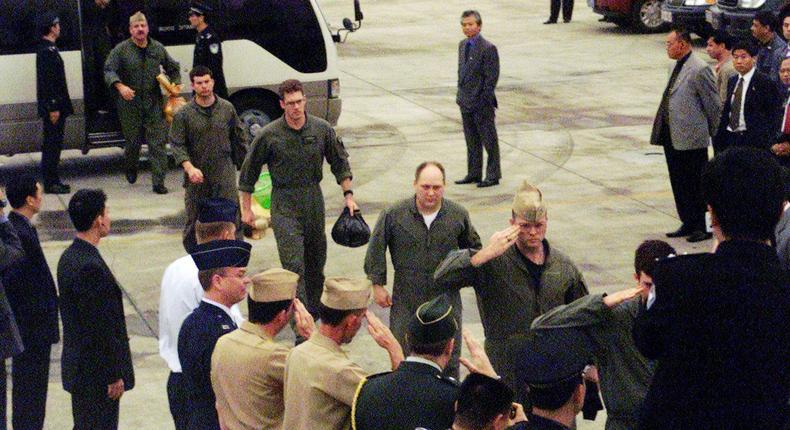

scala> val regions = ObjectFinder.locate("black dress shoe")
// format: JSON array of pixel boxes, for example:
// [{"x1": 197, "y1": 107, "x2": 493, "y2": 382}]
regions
[
  {"x1": 665, "y1": 225, "x2": 695, "y2": 238},
  {"x1": 477, "y1": 178, "x2": 500, "y2": 188},
  {"x1": 563, "y1": 18, "x2": 572, "y2": 23},
  {"x1": 686, "y1": 230, "x2": 713, "y2": 243},
  {"x1": 125, "y1": 168, "x2": 138, "y2": 184},
  {"x1": 543, "y1": 19, "x2": 558, "y2": 24},
  {"x1": 455, "y1": 177, "x2": 481, "y2": 185},
  {"x1": 152, "y1": 184, "x2": 169, "y2": 195},
  {"x1": 44, "y1": 183, "x2": 70, "y2": 194}
]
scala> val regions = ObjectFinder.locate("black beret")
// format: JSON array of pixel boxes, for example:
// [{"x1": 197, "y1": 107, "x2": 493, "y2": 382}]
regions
[
  {"x1": 407, "y1": 295, "x2": 457, "y2": 345},
  {"x1": 190, "y1": 239, "x2": 251, "y2": 271},
  {"x1": 197, "y1": 198, "x2": 237, "y2": 224},
  {"x1": 519, "y1": 328, "x2": 590, "y2": 387}
]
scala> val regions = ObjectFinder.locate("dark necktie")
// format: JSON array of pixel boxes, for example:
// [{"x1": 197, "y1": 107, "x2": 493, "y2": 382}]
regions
[
  {"x1": 729, "y1": 77, "x2": 744, "y2": 131},
  {"x1": 464, "y1": 40, "x2": 472, "y2": 62}
]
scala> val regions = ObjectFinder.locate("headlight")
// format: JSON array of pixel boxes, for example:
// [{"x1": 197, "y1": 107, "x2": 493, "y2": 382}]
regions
[
  {"x1": 738, "y1": 0, "x2": 765, "y2": 8},
  {"x1": 685, "y1": 0, "x2": 715, "y2": 5}
]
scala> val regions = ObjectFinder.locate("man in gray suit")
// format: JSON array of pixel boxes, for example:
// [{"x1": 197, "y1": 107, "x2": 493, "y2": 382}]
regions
[
  {"x1": 650, "y1": 27, "x2": 720, "y2": 243},
  {"x1": 455, "y1": 10, "x2": 501, "y2": 188}
]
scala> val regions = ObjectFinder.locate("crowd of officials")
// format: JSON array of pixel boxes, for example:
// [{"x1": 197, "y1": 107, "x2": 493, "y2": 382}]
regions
[{"x1": 0, "y1": 1, "x2": 789, "y2": 430}]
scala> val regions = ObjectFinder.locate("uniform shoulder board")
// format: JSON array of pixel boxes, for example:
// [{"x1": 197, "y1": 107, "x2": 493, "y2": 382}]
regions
[
  {"x1": 364, "y1": 371, "x2": 391, "y2": 381},
  {"x1": 438, "y1": 374, "x2": 459, "y2": 386}
]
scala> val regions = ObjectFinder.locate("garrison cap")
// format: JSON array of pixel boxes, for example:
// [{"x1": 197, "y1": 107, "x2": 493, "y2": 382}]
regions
[
  {"x1": 519, "y1": 328, "x2": 590, "y2": 387},
  {"x1": 191, "y1": 239, "x2": 251, "y2": 271},
  {"x1": 197, "y1": 198, "x2": 237, "y2": 224},
  {"x1": 320, "y1": 277, "x2": 371, "y2": 310},
  {"x1": 189, "y1": 2, "x2": 212, "y2": 15},
  {"x1": 407, "y1": 295, "x2": 457, "y2": 344},
  {"x1": 36, "y1": 12, "x2": 59, "y2": 35},
  {"x1": 249, "y1": 268, "x2": 298, "y2": 303},
  {"x1": 512, "y1": 181, "x2": 547, "y2": 222}
]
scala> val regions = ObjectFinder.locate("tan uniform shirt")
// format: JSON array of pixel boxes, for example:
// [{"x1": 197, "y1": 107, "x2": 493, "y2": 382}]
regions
[
  {"x1": 283, "y1": 331, "x2": 367, "y2": 430},
  {"x1": 211, "y1": 321, "x2": 289, "y2": 430}
]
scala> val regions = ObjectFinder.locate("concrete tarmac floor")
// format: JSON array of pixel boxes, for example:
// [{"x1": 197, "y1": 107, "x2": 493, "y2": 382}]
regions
[{"x1": 0, "y1": 0, "x2": 717, "y2": 428}]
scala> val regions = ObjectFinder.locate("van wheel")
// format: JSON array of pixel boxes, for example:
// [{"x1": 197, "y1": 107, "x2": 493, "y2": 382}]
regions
[
  {"x1": 234, "y1": 95, "x2": 281, "y2": 142},
  {"x1": 632, "y1": 0, "x2": 669, "y2": 33}
]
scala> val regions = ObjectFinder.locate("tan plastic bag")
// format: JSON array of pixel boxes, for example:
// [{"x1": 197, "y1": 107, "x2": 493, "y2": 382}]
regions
[{"x1": 157, "y1": 73, "x2": 187, "y2": 124}]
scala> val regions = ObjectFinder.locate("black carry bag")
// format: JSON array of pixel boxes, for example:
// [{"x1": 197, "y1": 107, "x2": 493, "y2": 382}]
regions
[{"x1": 331, "y1": 207, "x2": 370, "y2": 248}]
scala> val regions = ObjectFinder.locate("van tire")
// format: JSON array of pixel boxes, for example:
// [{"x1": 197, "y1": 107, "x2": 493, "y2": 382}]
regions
[{"x1": 233, "y1": 94, "x2": 282, "y2": 141}]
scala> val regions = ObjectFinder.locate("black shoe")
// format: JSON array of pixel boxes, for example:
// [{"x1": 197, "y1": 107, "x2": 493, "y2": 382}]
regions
[
  {"x1": 544, "y1": 19, "x2": 558, "y2": 24},
  {"x1": 125, "y1": 168, "x2": 138, "y2": 184},
  {"x1": 686, "y1": 231, "x2": 713, "y2": 243},
  {"x1": 152, "y1": 184, "x2": 169, "y2": 195},
  {"x1": 563, "y1": 18, "x2": 572, "y2": 23},
  {"x1": 477, "y1": 178, "x2": 500, "y2": 188},
  {"x1": 665, "y1": 225, "x2": 695, "y2": 238},
  {"x1": 455, "y1": 176, "x2": 481, "y2": 185},
  {"x1": 44, "y1": 183, "x2": 70, "y2": 194}
]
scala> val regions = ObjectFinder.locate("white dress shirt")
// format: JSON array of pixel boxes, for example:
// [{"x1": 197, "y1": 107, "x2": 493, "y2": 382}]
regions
[
  {"x1": 727, "y1": 67, "x2": 755, "y2": 132},
  {"x1": 158, "y1": 255, "x2": 244, "y2": 372}
]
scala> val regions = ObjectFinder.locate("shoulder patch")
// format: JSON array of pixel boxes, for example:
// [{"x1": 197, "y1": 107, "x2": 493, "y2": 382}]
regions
[{"x1": 209, "y1": 43, "x2": 220, "y2": 54}]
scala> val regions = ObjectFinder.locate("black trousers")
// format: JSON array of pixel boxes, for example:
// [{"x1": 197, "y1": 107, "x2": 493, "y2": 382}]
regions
[
  {"x1": 41, "y1": 115, "x2": 66, "y2": 187},
  {"x1": 167, "y1": 372, "x2": 190, "y2": 430},
  {"x1": 549, "y1": 0, "x2": 574, "y2": 21},
  {"x1": 664, "y1": 144, "x2": 708, "y2": 231},
  {"x1": 0, "y1": 344, "x2": 52, "y2": 430},
  {"x1": 71, "y1": 390, "x2": 119, "y2": 430},
  {"x1": 461, "y1": 107, "x2": 501, "y2": 181}
]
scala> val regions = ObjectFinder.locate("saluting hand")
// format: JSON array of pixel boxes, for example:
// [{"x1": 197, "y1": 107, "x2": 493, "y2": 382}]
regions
[
  {"x1": 293, "y1": 298, "x2": 315, "y2": 339},
  {"x1": 602, "y1": 287, "x2": 643, "y2": 308},
  {"x1": 107, "y1": 378, "x2": 125, "y2": 400},
  {"x1": 366, "y1": 310, "x2": 404, "y2": 369},
  {"x1": 471, "y1": 225, "x2": 519, "y2": 267},
  {"x1": 459, "y1": 328, "x2": 498, "y2": 379},
  {"x1": 372, "y1": 285, "x2": 392, "y2": 308}
]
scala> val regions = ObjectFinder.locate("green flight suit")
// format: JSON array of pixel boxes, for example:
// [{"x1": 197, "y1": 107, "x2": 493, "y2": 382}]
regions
[
  {"x1": 433, "y1": 240, "x2": 588, "y2": 392},
  {"x1": 238, "y1": 115, "x2": 352, "y2": 317},
  {"x1": 531, "y1": 294, "x2": 655, "y2": 430},
  {"x1": 363, "y1": 197, "x2": 481, "y2": 379},
  {"x1": 169, "y1": 97, "x2": 246, "y2": 252},
  {"x1": 104, "y1": 38, "x2": 180, "y2": 187}
]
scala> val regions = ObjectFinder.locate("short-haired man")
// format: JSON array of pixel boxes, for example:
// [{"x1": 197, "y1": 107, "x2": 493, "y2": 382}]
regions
[
  {"x1": 283, "y1": 278, "x2": 404, "y2": 430},
  {"x1": 434, "y1": 181, "x2": 588, "y2": 394},
  {"x1": 211, "y1": 268, "x2": 315, "y2": 430},
  {"x1": 531, "y1": 240, "x2": 676, "y2": 430},
  {"x1": 2, "y1": 175, "x2": 60, "y2": 430},
  {"x1": 158, "y1": 198, "x2": 244, "y2": 430},
  {"x1": 58, "y1": 189, "x2": 134, "y2": 429},
  {"x1": 752, "y1": 11, "x2": 785, "y2": 83},
  {"x1": 706, "y1": 31, "x2": 737, "y2": 104},
  {"x1": 189, "y1": 3, "x2": 228, "y2": 99},
  {"x1": 455, "y1": 10, "x2": 501, "y2": 188},
  {"x1": 633, "y1": 147, "x2": 790, "y2": 429},
  {"x1": 364, "y1": 161, "x2": 480, "y2": 378},
  {"x1": 169, "y1": 66, "x2": 246, "y2": 253},
  {"x1": 35, "y1": 12, "x2": 72, "y2": 194},
  {"x1": 452, "y1": 373, "x2": 528, "y2": 430},
  {"x1": 239, "y1": 79, "x2": 357, "y2": 331},
  {"x1": 651, "y1": 27, "x2": 720, "y2": 242},
  {"x1": 713, "y1": 39, "x2": 781, "y2": 152},
  {"x1": 769, "y1": 11, "x2": 790, "y2": 90},
  {"x1": 104, "y1": 11, "x2": 181, "y2": 194},
  {"x1": 773, "y1": 57, "x2": 790, "y2": 167},
  {"x1": 178, "y1": 239, "x2": 252, "y2": 430}
]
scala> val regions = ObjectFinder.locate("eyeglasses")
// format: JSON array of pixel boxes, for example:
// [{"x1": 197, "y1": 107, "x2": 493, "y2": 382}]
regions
[{"x1": 284, "y1": 98, "x2": 306, "y2": 107}]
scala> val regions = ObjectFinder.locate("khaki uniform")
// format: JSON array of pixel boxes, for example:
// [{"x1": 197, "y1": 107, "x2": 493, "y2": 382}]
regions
[
  {"x1": 433, "y1": 240, "x2": 588, "y2": 392},
  {"x1": 363, "y1": 197, "x2": 480, "y2": 377},
  {"x1": 238, "y1": 116, "x2": 352, "y2": 318},
  {"x1": 104, "y1": 38, "x2": 180, "y2": 187},
  {"x1": 211, "y1": 321, "x2": 289, "y2": 430},
  {"x1": 283, "y1": 332, "x2": 366, "y2": 430},
  {"x1": 170, "y1": 98, "x2": 246, "y2": 252}
]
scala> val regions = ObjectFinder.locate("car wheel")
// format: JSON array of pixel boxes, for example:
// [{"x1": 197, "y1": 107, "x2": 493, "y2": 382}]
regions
[
  {"x1": 632, "y1": 0, "x2": 670, "y2": 33},
  {"x1": 233, "y1": 95, "x2": 281, "y2": 142}
]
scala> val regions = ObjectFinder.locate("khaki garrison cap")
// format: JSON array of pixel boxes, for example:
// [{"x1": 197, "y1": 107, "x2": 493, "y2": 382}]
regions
[
  {"x1": 249, "y1": 268, "x2": 298, "y2": 303},
  {"x1": 512, "y1": 181, "x2": 547, "y2": 222},
  {"x1": 320, "y1": 277, "x2": 371, "y2": 310}
]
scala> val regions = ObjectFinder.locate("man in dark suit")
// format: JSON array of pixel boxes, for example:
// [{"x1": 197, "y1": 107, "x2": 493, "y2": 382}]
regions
[
  {"x1": 714, "y1": 39, "x2": 781, "y2": 152},
  {"x1": 178, "y1": 239, "x2": 251, "y2": 430},
  {"x1": 651, "y1": 27, "x2": 720, "y2": 243},
  {"x1": 633, "y1": 147, "x2": 790, "y2": 429},
  {"x1": 455, "y1": 10, "x2": 501, "y2": 188},
  {"x1": 36, "y1": 12, "x2": 73, "y2": 194},
  {"x1": 58, "y1": 189, "x2": 134, "y2": 430},
  {"x1": 2, "y1": 175, "x2": 59, "y2": 430},
  {"x1": 352, "y1": 295, "x2": 459, "y2": 430}
]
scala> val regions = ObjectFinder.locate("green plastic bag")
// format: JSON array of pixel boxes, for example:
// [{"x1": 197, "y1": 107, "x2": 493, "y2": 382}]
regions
[{"x1": 253, "y1": 172, "x2": 272, "y2": 209}]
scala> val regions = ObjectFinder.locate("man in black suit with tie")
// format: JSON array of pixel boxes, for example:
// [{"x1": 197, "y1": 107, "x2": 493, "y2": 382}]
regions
[
  {"x1": 58, "y1": 189, "x2": 134, "y2": 430},
  {"x1": 714, "y1": 39, "x2": 781, "y2": 152},
  {"x1": 455, "y1": 10, "x2": 501, "y2": 188},
  {"x1": 178, "y1": 238, "x2": 251, "y2": 430},
  {"x1": 2, "y1": 175, "x2": 59, "y2": 430},
  {"x1": 633, "y1": 147, "x2": 790, "y2": 429}
]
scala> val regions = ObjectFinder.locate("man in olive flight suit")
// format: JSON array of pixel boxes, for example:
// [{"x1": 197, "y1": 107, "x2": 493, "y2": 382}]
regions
[
  {"x1": 189, "y1": 3, "x2": 228, "y2": 99},
  {"x1": 104, "y1": 11, "x2": 180, "y2": 194}
]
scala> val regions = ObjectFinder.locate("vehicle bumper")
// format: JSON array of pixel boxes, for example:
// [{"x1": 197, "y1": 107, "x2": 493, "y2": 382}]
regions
[
  {"x1": 710, "y1": 7, "x2": 757, "y2": 37},
  {"x1": 663, "y1": 4, "x2": 712, "y2": 31}
]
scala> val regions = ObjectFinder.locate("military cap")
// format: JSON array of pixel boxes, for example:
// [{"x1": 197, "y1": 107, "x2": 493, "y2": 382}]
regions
[
  {"x1": 191, "y1": 239, "x2": 251, "y2": 271},
  {"x1": 519, "y1": 328, "x2": 590, "y2": 387},
  {"x1": 189, "y1": 2, "x2": 212, "y2": 15},
  {"x1": 512, "y1": 181, "x2": 547, "y2": 222},
  {"x1": 407, "y1": 295, "x2": 457, "y2": 345},
  {"x1": 249, "y1": 268, "x2": 298, "y2": 303},
  {"x1": 320, "y1": 277, "x2": 371, "y2": 310},
  {"x1": 36, "y1": 12, "x2": 59, "y2": 35},
  {"x1": 197, "y1": 198, "x2": 237, "y2": 224}
]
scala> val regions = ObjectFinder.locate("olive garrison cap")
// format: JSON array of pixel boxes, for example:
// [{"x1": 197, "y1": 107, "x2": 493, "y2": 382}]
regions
[
  {"x1": 249, "y1": 268, "x2": 298, "y2": 303},
  {"x1": 512, "y1": 181, "x2": 547, "y2": 222},
  {"x1": 407, "y1": 295, "x2": 457, "y2": 344},
  {"x1": 197, "y1": 198, "x2": 238, "y2": 224},
  {"x1": 519, "y1": 328, "x2": 590, "y2": 387},
  {"x1": 320, "y1": 277, "x2": 371, "y2": 310},
  {"x1": 190, "y1": 239, "x2": 251, "y2": 271}
]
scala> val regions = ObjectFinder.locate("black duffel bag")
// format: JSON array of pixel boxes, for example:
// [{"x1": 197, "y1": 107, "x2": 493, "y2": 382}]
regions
[{"x1": 331, "y1": 207, "x2": 370, "y2": 248}]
